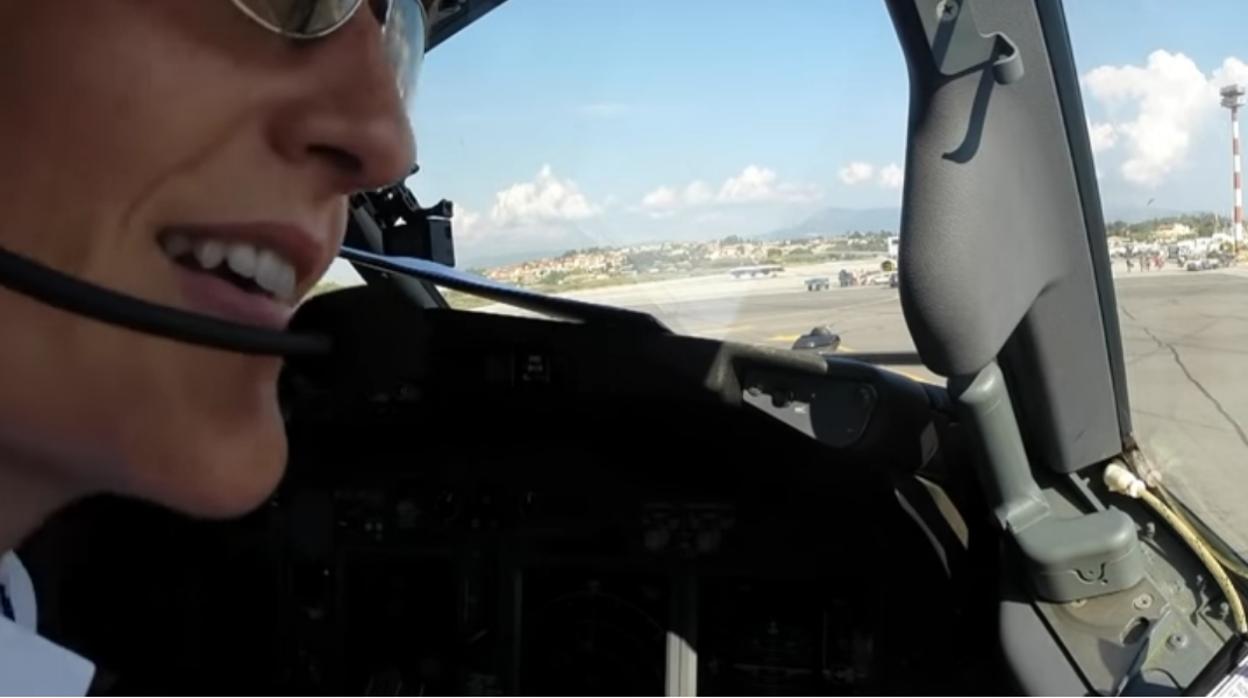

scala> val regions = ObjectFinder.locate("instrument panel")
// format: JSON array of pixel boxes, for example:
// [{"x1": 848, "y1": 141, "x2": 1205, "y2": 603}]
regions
[{"x1": 26, "y1": 286, "x2": 975, "y2": 695}]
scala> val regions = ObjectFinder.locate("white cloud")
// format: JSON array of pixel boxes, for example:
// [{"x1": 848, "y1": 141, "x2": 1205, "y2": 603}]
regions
[
  {"x1": 837, "y1": 161, "x2": 903, "y2": 189},
  {"x1": 489, "y1": 164, "x2": 601, "y2": 227},
  {"x1": 641, "y1": 186, "x2": 678, "y2": 210},
  {"x1": 640, "y1": 180, "x2": 716, "y2": 212},
  {"x1": 878, "y1": 163, "x2": 904, "y2": 189},
  {"x1": 1211, "y1": 57, "x2": 1248, "y2": 96},
  {"x1": 684, "y1": 180, "x2": 714, "y2": 205},
  {"x1": 1087, "y1": 121, "x2": 1119, "y2": 153},
  {"x1": 452, "y1": 205, "x2": 482, "y2": 242},
  {"x1": 638, "y1": 166, "x2": 818, "y2": 213},
  {"x1": 838, "y1": 161, "x2": 876, "y2": 185},
  {"x1": 1083, "y1": 50, "x2": 1219, "y2": 186},
  {"x1": 717, "y1": 165, "x2": 779, "y2": 203}
]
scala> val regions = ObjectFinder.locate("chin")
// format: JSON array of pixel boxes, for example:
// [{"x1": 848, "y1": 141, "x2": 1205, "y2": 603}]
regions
[
  {"x1": 118, "y1": 378, "x2": 290, "y2": 520},
  {"x1": 173, "y1": 432, "x2": 288, "y2": 520}
]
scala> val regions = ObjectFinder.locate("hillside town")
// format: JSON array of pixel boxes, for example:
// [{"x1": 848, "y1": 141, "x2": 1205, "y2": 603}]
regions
[
  {"x1": 477, "y1": 232, "x2": 893, "y2": 290},
  {"x1": 466, "y1": 215, "x2": 1246, "y2": 293}
]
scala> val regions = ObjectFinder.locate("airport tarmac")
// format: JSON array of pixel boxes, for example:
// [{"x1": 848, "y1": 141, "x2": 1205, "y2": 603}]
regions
[{"x1": 1115, "y1": 267, "x2": 1248, "y2": 555}]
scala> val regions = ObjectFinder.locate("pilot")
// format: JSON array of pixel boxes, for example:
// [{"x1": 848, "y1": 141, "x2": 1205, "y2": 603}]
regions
[{"x1": 0, "y1": 1, "x2": 432, "y2": 692}]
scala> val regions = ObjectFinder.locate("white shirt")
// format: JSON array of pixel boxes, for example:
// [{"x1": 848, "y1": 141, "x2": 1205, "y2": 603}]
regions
[{"x1": 0, "y1": 552, "x2": 95, "y2": 696}]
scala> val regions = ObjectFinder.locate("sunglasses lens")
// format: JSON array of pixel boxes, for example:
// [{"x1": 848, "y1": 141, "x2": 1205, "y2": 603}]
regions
[
  {"x1": 234, "y1": 0, "x2": 364, "y2": 38},
  {"x1": 384, "y1": 0, "x2": 427, "y2": 101},
  {"x1": 233, "y1": 0, "x2": 427, "y2": 101}
]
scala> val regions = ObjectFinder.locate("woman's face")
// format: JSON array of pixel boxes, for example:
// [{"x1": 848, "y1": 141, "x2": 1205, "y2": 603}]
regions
[{"x1": 0, "y1": 1, "x2": 415, "y2": 516}]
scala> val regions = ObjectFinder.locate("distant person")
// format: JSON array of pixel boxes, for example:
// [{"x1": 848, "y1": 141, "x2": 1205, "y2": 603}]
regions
[{"x1": 1126, "y1": 257, "x2": 1134, "y2": 273}]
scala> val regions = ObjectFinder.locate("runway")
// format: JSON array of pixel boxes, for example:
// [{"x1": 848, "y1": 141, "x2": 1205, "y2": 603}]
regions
[
  {"x1": 520, "y1": 261, "x2": 1248, "y2": 556},
  {"x1": 528, "y1": 257, "x2": 936, "y2": 383},
  {"x1": 617, "y1": 283, "x2": 932, "y2": 381}
]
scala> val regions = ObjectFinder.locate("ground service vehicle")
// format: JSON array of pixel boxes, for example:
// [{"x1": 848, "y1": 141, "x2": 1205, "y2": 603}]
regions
[
  {"x1": 790, "y1": 326, "x2": 842, "y2": 354},
  {"x1": 19, "y1": 0, "x2": 1248, "y2": 695}
]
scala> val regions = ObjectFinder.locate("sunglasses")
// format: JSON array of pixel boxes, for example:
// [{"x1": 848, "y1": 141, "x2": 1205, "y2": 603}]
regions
[{"x1": 231, "y1": 0, "x2": 428, "y2": 100}]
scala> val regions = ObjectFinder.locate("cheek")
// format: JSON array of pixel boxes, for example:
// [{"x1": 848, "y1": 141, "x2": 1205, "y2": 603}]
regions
[
  {"x1": 0, "y1": 297, "x2": 289, "y2": 517},
  {"x1": 116, "y1": 347, "x2": 290, "y2": 518},
  {"x1": 0, "y1": 3, "x2": 254, "y2": 268}
]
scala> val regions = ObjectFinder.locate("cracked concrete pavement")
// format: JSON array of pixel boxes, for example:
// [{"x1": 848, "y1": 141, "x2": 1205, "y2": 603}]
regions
[{"x1": 1116, "y1": 269, "x2": 1248, "y2": 555}]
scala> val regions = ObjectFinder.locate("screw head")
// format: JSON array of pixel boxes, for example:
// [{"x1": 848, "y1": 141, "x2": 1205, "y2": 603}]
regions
[
  {"x1": 936, "y1": 0, "x2": 959, "y2": 21},
  {"x1": 1133, "y1": 594, "x2": 1154, "y2": 611},
  {"x1": 1167, "y1": 633, "x2": 1189, "y2": 651}
]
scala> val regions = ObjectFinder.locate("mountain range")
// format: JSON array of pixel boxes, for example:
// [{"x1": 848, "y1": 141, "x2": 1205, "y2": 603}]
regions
[{"x1": 762, "y1": 207, "x2": 902, "y2": 240}]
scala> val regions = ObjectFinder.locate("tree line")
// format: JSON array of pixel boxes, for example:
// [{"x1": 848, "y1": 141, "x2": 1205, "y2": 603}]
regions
[{"x1": 1105, "y1": 213, "x2": 1221, "y2": 240}]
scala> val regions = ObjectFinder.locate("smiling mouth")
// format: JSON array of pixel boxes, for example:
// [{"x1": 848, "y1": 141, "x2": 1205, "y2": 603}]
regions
[{"x1": 158, "y1": 231, "x2": 298, "y2": 303}]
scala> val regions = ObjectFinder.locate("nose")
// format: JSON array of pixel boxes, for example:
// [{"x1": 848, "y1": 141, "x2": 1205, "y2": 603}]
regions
[{"x1": 269, "y1": 5, "x2": 418, "y2": 194}]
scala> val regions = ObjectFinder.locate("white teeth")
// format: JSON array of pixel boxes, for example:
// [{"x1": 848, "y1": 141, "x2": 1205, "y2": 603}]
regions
[
  {"x1": 226, "y1": 243, "x2": 258, "y2": 278},
  {"x1": 161, "y1": 233, "x2": 193, "y2": 259},
  {"x1": 254, "y1": 249, "x2": 297, "y2": 302},
  {"x1": 171, "y1": 236, "x2": 298, "y2": 302},
  {"x1": 193, "y1": 239, "x2": 226, "y2": 269}
]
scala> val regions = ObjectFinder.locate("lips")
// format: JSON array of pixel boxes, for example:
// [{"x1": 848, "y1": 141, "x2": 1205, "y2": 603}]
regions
[{"x1": 158, "y1": 222, "x2": 327, "y2": 329}]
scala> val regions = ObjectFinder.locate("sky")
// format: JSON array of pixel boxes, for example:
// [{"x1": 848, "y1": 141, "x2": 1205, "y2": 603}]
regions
[{"x1": 384, "y1": 0, "x2": 1248, "y2": 268}]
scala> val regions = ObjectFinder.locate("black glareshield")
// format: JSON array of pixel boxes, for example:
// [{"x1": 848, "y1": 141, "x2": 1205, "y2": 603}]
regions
[{"x1": 0, "y1": 243, "x2": 332, "y2": 356}]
